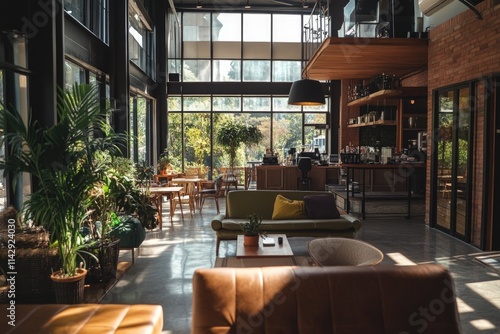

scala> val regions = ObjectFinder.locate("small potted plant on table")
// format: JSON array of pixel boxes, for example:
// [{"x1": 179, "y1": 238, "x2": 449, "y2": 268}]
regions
[
  {"x1": 158, "y1": 149, "x2": 171, "y2": 175},
  {"x1": 240, "y1": 213, "x2": 266, "y2": 246}
]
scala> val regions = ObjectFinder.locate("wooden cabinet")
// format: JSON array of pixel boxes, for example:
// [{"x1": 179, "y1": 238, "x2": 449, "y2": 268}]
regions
[{"x1": 256, "y1": 166, "x2": 339, "y2": 191}]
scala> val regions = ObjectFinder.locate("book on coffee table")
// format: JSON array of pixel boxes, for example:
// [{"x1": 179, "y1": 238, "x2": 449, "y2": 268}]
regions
[
  {"x1": 262, "y1": 237, "x2": 275, "y2": 246},
  {"x1": 236, "y1": 234, "x2": 293, "y2": 258}
]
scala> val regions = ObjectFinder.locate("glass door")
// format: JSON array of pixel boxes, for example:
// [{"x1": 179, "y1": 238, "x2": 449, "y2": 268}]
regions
[{"x1": 434, "y1": 86, "x2": 472, "y2": 239}]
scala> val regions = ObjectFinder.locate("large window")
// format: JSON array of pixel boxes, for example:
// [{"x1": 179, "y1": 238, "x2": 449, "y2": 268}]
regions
[
  {"x1": 129, "y1": 95, "x2": 153, "y2": 163},
  {"x1": 177, "y1": 12, "x2": 303, "y2": 83},
  {"x1": 167, "y1": 95, "x2": 328, "y2": 176},
  {"x1": 0, "y1": 33, "x2": 31, "y2": 210},
  {"x1": 129, "y1": 4, "x2": 155, "y2": 78},
  {"x1": 64, "y1": 0, "x2": 109, "y2": 43},
  {"x1": 167, "y1": 11, "x2": 328, "y2": 177}
]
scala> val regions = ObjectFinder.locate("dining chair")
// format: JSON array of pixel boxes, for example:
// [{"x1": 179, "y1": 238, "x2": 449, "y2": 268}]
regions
[
  {"x1": 171, "y1": 182, "x2": 197, "y2": 217},
  {"x1": 199, "y1": 176, "x2": 223, "y2": 214}
]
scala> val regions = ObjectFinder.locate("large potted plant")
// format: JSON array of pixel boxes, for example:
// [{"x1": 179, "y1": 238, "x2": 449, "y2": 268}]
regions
[
  {"x1": 0, "y1": 83, "x2": 122, "y2": 303},
  {"x1": 216, "y1": 120, "x2": 263, "y2": 170}
]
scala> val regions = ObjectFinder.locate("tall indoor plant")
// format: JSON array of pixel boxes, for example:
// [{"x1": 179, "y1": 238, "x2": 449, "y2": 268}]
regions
[
  {"x1": 0, "y1": 83, "x2": 122, "y2": 302},
  {"x1": 216, "y1": 120, "x2": 263, "y2": 170}
]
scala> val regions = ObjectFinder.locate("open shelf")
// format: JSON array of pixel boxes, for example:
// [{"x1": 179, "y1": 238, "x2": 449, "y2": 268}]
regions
[
  {"x1": 348, "y1": 120, "x2": 397, "y2": 128},
  {"x1": 347, "y1": 87, "x2": 427, "y2": 107}
]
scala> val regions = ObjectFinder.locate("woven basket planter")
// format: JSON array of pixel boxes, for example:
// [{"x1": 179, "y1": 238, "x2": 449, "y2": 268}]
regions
[
  {"x1": 50, "y1": 268, "x2": 87, "y2": 304},
  {"x1": 0, "y1": 228, "x2": 60, "y2": 303},
  {"x1": 82, "y1": 238, "x2": 120, "y2": 284}
]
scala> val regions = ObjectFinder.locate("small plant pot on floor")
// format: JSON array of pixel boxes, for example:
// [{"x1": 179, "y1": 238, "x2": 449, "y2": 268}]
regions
[{"x1": 50, "y1": 268, "x2": 87, "y2": 304}]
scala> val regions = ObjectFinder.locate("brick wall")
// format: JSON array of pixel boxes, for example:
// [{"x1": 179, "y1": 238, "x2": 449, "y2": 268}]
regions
[{"x1": 417, "y1": 0, "x2": 499, "y2": 248}]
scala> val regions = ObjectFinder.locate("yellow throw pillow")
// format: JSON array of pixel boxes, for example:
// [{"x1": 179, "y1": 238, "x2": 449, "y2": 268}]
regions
[{"x1": 272, "y1": 194, "x2": 307, "y2": 220}]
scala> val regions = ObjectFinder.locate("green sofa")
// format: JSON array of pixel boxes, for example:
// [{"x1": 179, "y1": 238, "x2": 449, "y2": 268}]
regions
[{"x1": 211, "y1": 190, "x2": 362, "y2": 256}]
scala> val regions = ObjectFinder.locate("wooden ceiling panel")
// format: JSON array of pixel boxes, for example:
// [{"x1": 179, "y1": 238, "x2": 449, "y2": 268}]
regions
[{"x1": 304, "y1": 38, "x2": 429, "y2": 80}]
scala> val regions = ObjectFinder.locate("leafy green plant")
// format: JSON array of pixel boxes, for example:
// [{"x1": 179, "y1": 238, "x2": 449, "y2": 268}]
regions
[
  {"x1": 216, "y1": 120, "x2": 263, "y2": 169},
  {"x1": 135, "y1": 160, "x2": 155, "y2": 188},
  {"x1": 240, "y1": 213, "x2": 266, "y2": 237},
  {"x1": 158, "y1": 149, "x2": 171, "y2": 172},
  {"x1": 0, "y1": 83, "x2": 123, "y2": 277}
]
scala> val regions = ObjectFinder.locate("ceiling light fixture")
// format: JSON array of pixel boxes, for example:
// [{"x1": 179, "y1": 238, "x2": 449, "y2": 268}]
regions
[
  {"x1": 288, "y1": 78, "x2": 325, "y2": 106},
  {"x1": 196, "y1": 0, "x2": 202, "y2": 8},
  {"x1": 245, "y1": 0, "x2": 251, "y2": 9}
]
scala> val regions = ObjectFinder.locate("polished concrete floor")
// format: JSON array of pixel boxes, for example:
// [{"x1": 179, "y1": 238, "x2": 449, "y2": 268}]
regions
[{"x1": 101, "y1": 197, "x2": 500, "y2": 334}]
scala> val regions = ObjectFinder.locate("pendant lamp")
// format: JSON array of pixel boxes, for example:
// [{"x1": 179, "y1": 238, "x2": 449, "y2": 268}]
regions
[{"x1": 288, "y1": 78, "x2": 325, "y2": 106}]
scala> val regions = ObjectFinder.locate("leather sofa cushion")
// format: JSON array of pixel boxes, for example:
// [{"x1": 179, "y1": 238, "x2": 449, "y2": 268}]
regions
[
  {"x1": 0, "y1": 304, "x2": 164, "y2": 334},
  {"x1": 192, "y1": 265, "x2": 462, "y2": 334},
  {"x1": 272, "y1": 194, "x2": 307, "y2": 219}
]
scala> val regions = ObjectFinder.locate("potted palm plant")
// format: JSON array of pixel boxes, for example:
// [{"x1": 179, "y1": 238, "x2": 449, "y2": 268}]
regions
[
  {"x1": 0, "y1": 83, "x2": 122, "y2": 303},
  {"x1": 240, "y1": 213, "x2": 266, "y2": 246}
]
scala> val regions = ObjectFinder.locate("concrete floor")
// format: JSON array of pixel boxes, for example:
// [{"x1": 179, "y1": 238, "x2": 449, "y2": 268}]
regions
[{"x1": 101, "y1": 196, "x2": 500, "y2": 334}]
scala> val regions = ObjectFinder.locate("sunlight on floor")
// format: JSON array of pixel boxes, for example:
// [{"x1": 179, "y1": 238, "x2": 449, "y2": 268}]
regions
[
  {"x1": 456, "y1": 297, "x2": 475, "y2": 313},
  {"x1": 470, "y1": 319, "x2": 496, "y2": 330},
  {"x1": 386, "y1": 252, "x2": 417, "y2": 265},
  {"x1": 466, "y1": 280, "x2": 500, "y2": 309}
]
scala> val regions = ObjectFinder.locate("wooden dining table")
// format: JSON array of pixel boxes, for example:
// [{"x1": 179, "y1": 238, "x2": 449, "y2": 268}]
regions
[{"x1": 148, "y1": 186, "x2": 184, "y2": 229}]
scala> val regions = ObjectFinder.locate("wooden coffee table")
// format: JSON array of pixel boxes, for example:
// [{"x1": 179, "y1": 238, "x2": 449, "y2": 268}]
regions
[{"x1": 230, "y1": 234, "x2": 295, "y2": 267}]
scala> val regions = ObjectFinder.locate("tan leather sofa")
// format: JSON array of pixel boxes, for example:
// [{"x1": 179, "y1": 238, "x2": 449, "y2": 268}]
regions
[
  {"x1": 0, "y1": 304, "x2": 163, "y2": 333},
  {"x1": 192, "y1": 264, "x2": 462, "y2": 334},
  {"x1": 211, "y1": 190, "x2": 361, "y2": 255}
]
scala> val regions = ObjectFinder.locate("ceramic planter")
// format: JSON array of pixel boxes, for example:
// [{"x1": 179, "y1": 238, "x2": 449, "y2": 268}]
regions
[{"x1": 243, "y1": 235, "x2": 259, "y2": 246}]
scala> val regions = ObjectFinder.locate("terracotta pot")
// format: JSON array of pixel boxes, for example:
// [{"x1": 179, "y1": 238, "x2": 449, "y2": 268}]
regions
[
  {"x1": 244, "y1": 235, "x2": 259, "y2": 246},
  {"x1": 50, "y1": 268, "x2": 87, "y2": 304}
]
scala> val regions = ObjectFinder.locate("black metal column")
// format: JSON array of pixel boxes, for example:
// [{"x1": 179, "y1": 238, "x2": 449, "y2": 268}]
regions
[
  {"x1": 153, "y1": 0, "x2": 169, "y2": 159},
  {"x1": 109, "y1": 0, "x2": 129, "y2": 155}
]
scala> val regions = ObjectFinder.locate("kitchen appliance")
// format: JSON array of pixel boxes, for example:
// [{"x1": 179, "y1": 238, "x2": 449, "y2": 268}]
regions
[{"x1": 418, "y1": 131, "x2": 427, "y2": 152}]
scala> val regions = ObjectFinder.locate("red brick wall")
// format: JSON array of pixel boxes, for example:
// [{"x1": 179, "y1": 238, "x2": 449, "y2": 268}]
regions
[
  {"x1": 420, "y1": 0, "x2": 499, "y2": 248},
  {"x1": 428, "y1": 0, "x2": 500, "y2": 88}
]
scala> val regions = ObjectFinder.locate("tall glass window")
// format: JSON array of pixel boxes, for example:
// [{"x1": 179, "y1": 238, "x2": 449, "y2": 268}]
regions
[
  {"x1": 64, "y1": 0, "x2": 109, "y2": 43},
  {"x1": 168, "y1": 11, "x2": 328, "y2": 176},
  {"x1": 129, "y1": 95, "x2": 152, "y2": 163},
  {"x1": 65, "y1": 61, "x2": 85, "y2": 89},
  {"x1": 434, "y1": 86, "x2": 472, "y2": 239},
  {"x1": 0, "y1": 34, "x2": 31, "y2": 210},
  {"x1": 129, "y1": 5, "x2": 155, "y2": 77}
]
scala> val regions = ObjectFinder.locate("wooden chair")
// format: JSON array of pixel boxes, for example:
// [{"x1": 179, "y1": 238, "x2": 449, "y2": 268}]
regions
[
  {"x1": 185, "y1": 167, "x2": 200, "y2": 177},
  {"x1": 220, "y1": 169, "x2": 239, "y2": 196},
  {"x1": 199, "y1": 176, "x2": 223, "y2": 214},
  {"x1": 171, "y1": 182, "x2": 197, "y2": 217}
]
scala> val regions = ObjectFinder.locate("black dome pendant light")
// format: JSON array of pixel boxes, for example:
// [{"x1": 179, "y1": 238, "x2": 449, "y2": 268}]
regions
[{"x1": 288, "y1": 78, "x2": 325, "y2": 106}]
